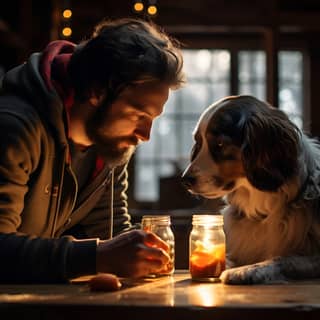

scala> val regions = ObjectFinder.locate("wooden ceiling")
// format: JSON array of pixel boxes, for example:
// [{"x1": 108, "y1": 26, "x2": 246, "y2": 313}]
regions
[
  {"x1": 68, "y1": 0, "x2": 320, "y2": 38},
  {"x1": 2, "y1": 0, "x2": 320, "y2": 55}
]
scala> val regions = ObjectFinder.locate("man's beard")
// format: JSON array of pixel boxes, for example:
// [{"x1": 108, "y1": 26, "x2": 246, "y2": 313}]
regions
[
  {"x1": 91, "y1": 137, "x2": 137, "y2": 168},
  {"x1": 86, "y1": 109, "x2": 138, "y2": 168}
]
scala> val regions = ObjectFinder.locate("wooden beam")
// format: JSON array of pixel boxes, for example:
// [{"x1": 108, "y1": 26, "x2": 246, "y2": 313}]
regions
[{"x1": 264, "y1": 27, "x2": 279, "y2": 107}]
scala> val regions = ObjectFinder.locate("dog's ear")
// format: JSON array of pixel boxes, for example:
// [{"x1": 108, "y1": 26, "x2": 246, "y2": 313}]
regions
[{"x1": 241, "y1": 109, "x2": 300, "y2": 191}]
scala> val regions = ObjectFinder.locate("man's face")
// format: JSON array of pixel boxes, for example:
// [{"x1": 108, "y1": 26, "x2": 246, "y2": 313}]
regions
[{"x1": 86, "y1": 81, "x2": 170, "y2": 167}]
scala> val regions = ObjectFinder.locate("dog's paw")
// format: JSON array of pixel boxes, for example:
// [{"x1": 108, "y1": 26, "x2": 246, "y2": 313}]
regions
[{"x1": 220, "y1": 260, "x2": 287, "y2": 284}]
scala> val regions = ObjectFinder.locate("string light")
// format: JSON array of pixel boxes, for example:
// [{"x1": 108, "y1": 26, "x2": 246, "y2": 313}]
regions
[
  {"x1": 133, "y1": 1, "x2": 144, "y2": 12},
  {"x1": 63, "y1": 9, "x2": 72, "y2": 19},
  {"x1": 62, "y1": 27, "x2": 72, "y2": 37},
  {"x1": 133, "y1": 0, "x2": 158, "y2": 17},
  {"x1": 61, "y1": 0, "x2": 72, "y2": 38},
  {"x1": 147, "y1": 5, "x2": 157, "y2": 15}
]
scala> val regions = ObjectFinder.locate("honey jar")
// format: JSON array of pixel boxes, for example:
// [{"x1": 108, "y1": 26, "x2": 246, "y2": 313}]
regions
[{"x1": 189, "y1": 214, "x2": 226, "y2": 282}]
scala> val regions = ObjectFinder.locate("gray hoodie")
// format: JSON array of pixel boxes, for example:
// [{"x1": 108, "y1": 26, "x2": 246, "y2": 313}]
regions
[{"x1": 0, "y1": 40, "x2": 131, "y2": 283}]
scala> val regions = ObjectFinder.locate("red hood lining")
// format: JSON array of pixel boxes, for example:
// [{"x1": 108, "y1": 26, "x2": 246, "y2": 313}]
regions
[{"x1": 40, "y1": 40, "x2": 106, "y2": 179}]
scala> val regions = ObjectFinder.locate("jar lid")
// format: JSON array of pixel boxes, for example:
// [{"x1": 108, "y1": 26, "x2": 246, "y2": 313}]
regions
[
  {"x1": 141, "y1": 215, "x2": 171, "y2": 225},
  {"x1": 192, "y1": 214, "x2": 223, "y2": 226}
]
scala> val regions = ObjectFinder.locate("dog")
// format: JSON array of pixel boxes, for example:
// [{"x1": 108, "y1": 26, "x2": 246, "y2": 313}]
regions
[{"x1": 182, "y1": 95, "x2": 320, "y2": 284}]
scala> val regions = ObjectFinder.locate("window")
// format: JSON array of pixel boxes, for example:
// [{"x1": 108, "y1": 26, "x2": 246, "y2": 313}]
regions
[
  {"x1": 134, "y1": 49, "x2": 304, "y2": 202},
  {"x1": 238, "y1": 51, "x2": 266, "y2": 100},
  {"x1": 279, "y1": 51, "x2": 304, "y2": 129}
]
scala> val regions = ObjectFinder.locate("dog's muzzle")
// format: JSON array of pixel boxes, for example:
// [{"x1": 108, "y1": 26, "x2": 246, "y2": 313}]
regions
[{"x1": 181, "y1": 171, "x2": 196, "y2": 189}]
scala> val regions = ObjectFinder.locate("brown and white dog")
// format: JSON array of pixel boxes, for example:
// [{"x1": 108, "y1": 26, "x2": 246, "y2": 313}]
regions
[{"x1": 182, "y1": 95, "x2": 320, "y2": 284}]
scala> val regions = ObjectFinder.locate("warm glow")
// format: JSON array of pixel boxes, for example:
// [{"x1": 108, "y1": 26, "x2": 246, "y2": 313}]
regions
[
  {"x1": 147, "y1": 5, "x2": 157, "y2": 15},
  {"x1": 62, "y1": 27, "x2": 72, "y2": 37},
  {"x1": 134, "y1": 2, "x2": 144, "y2": 12},
  {"x1": 189, "y1": 285, "x2": 222, "y2": 307},
  {"x1": 63, "y1": 9, "x2": 72, "y2": 19},
  {"x1": 190, "y1": 242, "x2": 226, "y2": 278}
]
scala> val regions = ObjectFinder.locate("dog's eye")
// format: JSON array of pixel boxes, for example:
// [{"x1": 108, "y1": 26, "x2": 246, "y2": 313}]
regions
[
  {"x1": 215, "y1": 139, "x2": 224, "y2": 148},
  {"x1": 207, "y1": 132, "x2": 225, "y2": 150}
]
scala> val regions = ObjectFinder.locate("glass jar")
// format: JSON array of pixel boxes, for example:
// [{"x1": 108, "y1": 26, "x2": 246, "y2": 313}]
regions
[
  {"x1": 189, "y1": 214, "x2": 226, "y2": 282},
  {"x1": 141, "y1": 215, "x2": 175, "y2": 276}
]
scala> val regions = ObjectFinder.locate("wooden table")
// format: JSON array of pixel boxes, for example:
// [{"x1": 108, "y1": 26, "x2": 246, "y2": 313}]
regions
[{"x1": 1, "y1": 270, "x2": 320, "y2": 319}]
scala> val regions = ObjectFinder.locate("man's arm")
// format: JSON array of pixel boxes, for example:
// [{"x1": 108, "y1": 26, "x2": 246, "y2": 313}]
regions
[
  {"x1": 0, "y1": 232, "x2": 97, "y2": 283},
  {"x1": 0, "y1": 111, "x2": 98, "y2": 283}
]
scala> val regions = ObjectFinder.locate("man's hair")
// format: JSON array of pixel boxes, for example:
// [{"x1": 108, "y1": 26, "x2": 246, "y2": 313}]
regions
[{"x1": 68, "y1": 18, "x2": 185, "y2": 102}]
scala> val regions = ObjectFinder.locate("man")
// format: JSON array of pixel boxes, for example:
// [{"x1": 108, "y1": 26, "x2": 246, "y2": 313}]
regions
[{"x1": 0, "y1": 18, "x2": 185, "y2": 283}]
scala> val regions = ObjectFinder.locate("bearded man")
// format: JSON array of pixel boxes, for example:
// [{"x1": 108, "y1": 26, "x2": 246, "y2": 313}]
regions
[{"x1": 0, "y1": 18, "x2": 184, "y2": 283}]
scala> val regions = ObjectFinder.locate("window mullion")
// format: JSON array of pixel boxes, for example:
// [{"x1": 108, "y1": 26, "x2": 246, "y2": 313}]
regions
[{"x1": 230, "y1": 49, "x2": 239, "y2": 95}]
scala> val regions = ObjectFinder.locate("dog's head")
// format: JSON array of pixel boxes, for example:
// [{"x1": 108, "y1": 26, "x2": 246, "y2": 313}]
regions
[{"x1": 181, "y1": 95, "x2": 300, "y2": 198}]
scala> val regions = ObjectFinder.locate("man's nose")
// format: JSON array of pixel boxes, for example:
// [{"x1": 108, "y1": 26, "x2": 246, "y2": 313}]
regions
[{"x1": 135, "y1": 121, "x2": 152, "y2": 141}]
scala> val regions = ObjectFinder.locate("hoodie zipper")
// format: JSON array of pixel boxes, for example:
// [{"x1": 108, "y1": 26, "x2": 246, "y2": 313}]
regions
[
  {"x1": 51, "y1": 145, "x2": 68, "y2": 237},
  {"x1": 109, "y1": 169, "x2": 114, "y2": 239},
  {"x1": 57, "y1": 168, "x2": 113, "y2": 236},
  {"x1": 51, "y1": 145, "x2": 79, "y2": 237},
  {"x1": 66, "y1": 162, "x2": 79, "y2": 216}
]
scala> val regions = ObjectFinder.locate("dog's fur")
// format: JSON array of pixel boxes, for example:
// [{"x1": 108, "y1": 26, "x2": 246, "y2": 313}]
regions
[{"x1": 182, "y1": 95, "x2": 320, "y2": 284}]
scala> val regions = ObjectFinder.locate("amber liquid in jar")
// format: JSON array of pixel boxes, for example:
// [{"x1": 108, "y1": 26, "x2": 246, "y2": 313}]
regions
[
  {"x1": 141, "y1": 215, "x2": 175, "y2": 276},
  {"x1": 189, "y1": 214, "x2": 226, "y2": 282}
]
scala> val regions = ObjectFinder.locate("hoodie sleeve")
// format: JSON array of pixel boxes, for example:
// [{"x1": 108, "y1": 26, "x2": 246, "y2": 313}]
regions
[
  {"x1": 0, "y1": 233, "x2": 98, "y2": 283},
  {"x1": 0, "y1": 110, "x2": 98, "y2": 283}
]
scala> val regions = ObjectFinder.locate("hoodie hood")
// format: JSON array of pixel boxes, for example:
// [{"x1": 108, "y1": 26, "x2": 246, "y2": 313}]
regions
[
  {"x1": 1, "y1": 40, "x2": 107, "y2": 178},
  {"x1": 1, "y1": 40, "x2": 76, "y2": 146}
]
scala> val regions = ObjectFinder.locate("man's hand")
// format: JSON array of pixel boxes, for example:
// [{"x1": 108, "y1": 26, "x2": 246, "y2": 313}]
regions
[{"x1": 96, "y1": 229, "x2": 170, "y2": 278}]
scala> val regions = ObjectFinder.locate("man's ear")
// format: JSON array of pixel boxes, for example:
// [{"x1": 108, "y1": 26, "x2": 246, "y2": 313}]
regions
[{"x1": 89, "y1": 90, "x2": 106, "y2": 107}]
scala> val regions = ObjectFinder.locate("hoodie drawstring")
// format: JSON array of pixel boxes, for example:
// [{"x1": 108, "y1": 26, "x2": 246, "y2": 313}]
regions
[{"x1": 109, "y1": 169, "x2": 114, "y2": 239}]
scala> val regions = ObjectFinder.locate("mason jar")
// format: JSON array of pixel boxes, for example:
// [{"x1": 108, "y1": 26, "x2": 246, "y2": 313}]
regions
[
  {"x1": 141, "y1": 215, "x2": 175, "y2": 276},
  {"x1": 189, "y1": 214, "x2": 226, "y2": 282}
]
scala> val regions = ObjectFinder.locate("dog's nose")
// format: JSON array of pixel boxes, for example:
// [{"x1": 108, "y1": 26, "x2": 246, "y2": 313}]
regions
[{"x1": 181, "y1": 175, "x2": 196, "y2": 189}]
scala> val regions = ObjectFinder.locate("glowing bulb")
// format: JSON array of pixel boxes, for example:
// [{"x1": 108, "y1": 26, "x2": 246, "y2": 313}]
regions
[
  {"x1": 62, "y1": 27, "x2": 72, "y2": 37},
  {"x1": 134, "y1": 2, "x2": 144, "y2": 12},
  {"x1": 63, "y1": 9, "x2": 72, "y2": 19},
  {"x1": 147, "y1": 5, "x2": 157, "y2": 15}
]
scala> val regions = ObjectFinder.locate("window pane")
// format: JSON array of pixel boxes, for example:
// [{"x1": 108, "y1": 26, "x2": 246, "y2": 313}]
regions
[
  {"x1": 210, "y1": 50, "x2": 231, "y2": 81},
  {"x1": 164, "y1": 91, "x2": 178, "y2": 114},
  {"x1": 279, "y1": 51, "x2": 302, "y2": 83},
  {"x1": 179, "y1": 83, "x2": 212, "y2": 114},
  {"x1": 239, "y1": 83, "x2": 266, "y2": 100},
  {"x1": 175, "y1": 83, "x2": 230, "y2": 115},
  {"x1": 135, "y1": 163, "x2": 158, "y2": 202},
  {"x1": 136, "y1": 135, "x2": 155, "y2": 160},
  {"x1": 180, "y1": 119, "x2": 200, "y2": 164},
  {"x1": 238, "y1": 51, "x2": 266, "y2": 100},
  {"x1": 183, "y1": 49, "x2": 230, "y2": 80},
  {"x1": 156, "y1": 117, "x2": 177, "y2": 160},
  {"x1": 279, "y1": 51, "x2": 303, "y2": 129},
  {"x1": 159, "y1": 161, "x2": 178, "y2": 177}
]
